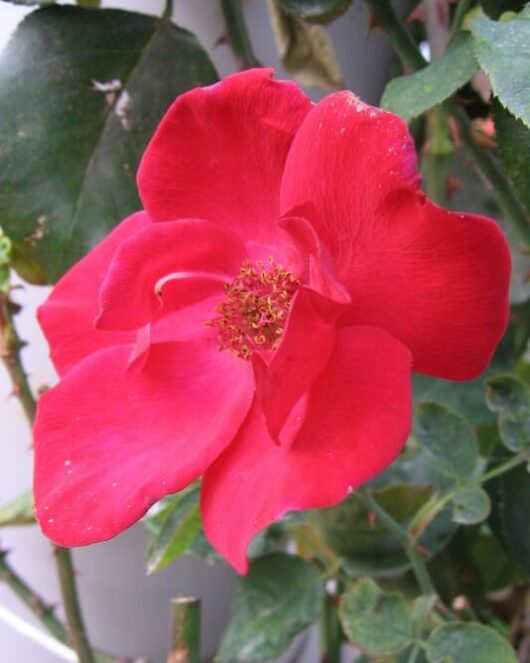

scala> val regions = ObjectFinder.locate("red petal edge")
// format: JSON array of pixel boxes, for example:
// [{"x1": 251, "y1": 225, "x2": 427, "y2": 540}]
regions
[
  {"x1": 201, "y1": 326, "x2": 412, "y2": 573},
  {"x1": 34, "y1": 340, "x2": 253, "y2": 546},
  {"x1": 38, "y1": 212, "x2": 150, "y2": 376}
]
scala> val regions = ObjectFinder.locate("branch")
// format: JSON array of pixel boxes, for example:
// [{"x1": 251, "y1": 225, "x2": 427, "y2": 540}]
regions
[
  {"x1": 364, "y1": 0, "x2": 426, "y2": 71},
  {"x1": 359, "y1": 489, "x2": 436, "y2": 596},
  {"x1": 1, "y1": 295, "x2": 36, "y2": 421},
  {"x1": 168, "y1": 597, "x2": 200, "y2": 663},
  {"x1": 54, "y1": 547, "x2": 95, "y2": 663},
  {"x1": 0, "y1": 549, "x2": 67, "y2": 643},
  {"x1": 424, "y1": 0, "x2": 449, "y2": 60},
  {"x1": 449, "y1": 103, "x2": 530, "y2": 248},
  {"x1": 220, "y1": 0, "x2": 261, "y2": 69},
  {"x1": 452, "y1": 0, "x2": 473, "y2": 32},
  {"x1": 1, "y1": 288, "x2": 97, "y2": 662}
]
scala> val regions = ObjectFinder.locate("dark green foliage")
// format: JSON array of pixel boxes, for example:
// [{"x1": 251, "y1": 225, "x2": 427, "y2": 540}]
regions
[
  {"x1": 0, "y1": 6, "x2": 217, "y2": 282},
  {"x1": 218, "y1": 554, "x2": 325, "y2": 661},
  {"x1": 277, "y1": 0, "x2": 353, "y2": 23},
  {"x1": 493, "y1": 101, "x2": 530, "y2": 218}
]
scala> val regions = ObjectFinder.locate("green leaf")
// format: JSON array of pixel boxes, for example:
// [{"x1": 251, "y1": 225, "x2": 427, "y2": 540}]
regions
[
  {"x1": 339, "y1": 578, "x2": 413, "y2": 657},
  {"x1": 0, "y1": 227, "x2": 12, "y2": 292},
  {"x1": 426, "y1": 622, "x2": 517, "y2": 663},
  {"x1": 145, "y1": 485, "x2": 202, "y2": 574},
  {"x1": 186, "y1": 532, "x2": 223, "y2": 565},
  {"x1": 317, "y1": 483, "x2": 455, "y2": 577},
  {"x1": 480, "y1": 0, "x2": 527, "y2": 20},
  {"x1": 0, "y1": 490, "x2": 35, "y2": 526},
  {"x1": 470, "y1": 529, "x2": 518, "y2": 593},
  {"x1": 451, "y1": 486, "x2": 491, "y2": 525},
  {"x1": 381, "y1": 31, "x2": 478, "y2": 122},
  {"x1": 485, "y1": 374, "x2": 530, "y2": 452},
  {"x1": 218, "y1": 553, "x2": 325, "y2": 662},
  {"x1": 414, "y1": 402, "x2": 481, "y2": 482},
  {"x1": 492, "y1": 102, "x2": 530, "y2": 217},
  {"x1": 470, "y1": 7, "x2": 530, "y2": 128},
  {"x1": 488, "y1": 463, "x2": 530, "y2": 576},
  {"x1": 277, "y1": 0, "x2": 353, "y2": 24},
  {"x1": 413, "y1": 374, "x2": 493, "y2": 428},
  {"x1": 0, "y1": 6, "x2": 217, "y2": 283}
]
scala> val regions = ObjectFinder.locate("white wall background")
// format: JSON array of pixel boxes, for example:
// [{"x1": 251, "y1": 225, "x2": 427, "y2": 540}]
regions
[{"x1": 0, "y1": 2, "x2": 396, "y2": 661}]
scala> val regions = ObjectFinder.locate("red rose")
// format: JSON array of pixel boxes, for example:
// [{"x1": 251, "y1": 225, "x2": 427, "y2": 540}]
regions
[{"x1": 34, "y1": 69, "x2": 510, "y2": 573}]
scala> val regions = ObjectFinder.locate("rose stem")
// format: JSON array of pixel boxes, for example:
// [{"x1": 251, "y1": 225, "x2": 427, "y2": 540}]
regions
[
  {"x1": 0, "y1": 548, "x2": 67, "y2": 643},
  {"x1": 0, "y1": 548, "x2": 117, "y2": 662},
  {"x1": 1, "y1": 290, "x2": 96, "y2": 663},
  {"x1": 451, "y1": 0, "x2": 473, "y2": 32},
  {"x1": 449, "y1": 103, "x2": 530, "y2": 249},
  {"x1": 424, "y1": 0, "x2": 449, "y2": 60},
  {"x1": 319, "y1": 591, "x2": 342, "y2": 663},
  {"x1": 220, "y1": 0, "x2": 262, "y2": 70},
  {"x1": 167, "y1": 597, "x2": 201, "y2": 663},
  {"x1": 408, "y1": 450, "x2": 530, "y2": 542},
  {"x1": 363, "y1": 0, "x2": 530, "y2": 250},
  {"x1": 359, "y1": 489, "x2": 436, "y2": 596},
  {"x1": 53, "y1": 547, "x2": 95, "y2": 663},
  {"x1": 1, "y1": 295, "x2": 36, "y2": 422},
  {"x1": 162, "y1": 0, "x2": 173, "y2": 22},
  {"x1": 364, "y1": 0, "x2": 425, "y2": 70}
]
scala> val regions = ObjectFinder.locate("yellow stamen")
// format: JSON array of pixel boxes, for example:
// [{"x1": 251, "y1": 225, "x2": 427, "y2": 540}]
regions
[{"x1": 208, "y1": 258, "x2": 300, "y2": 359}]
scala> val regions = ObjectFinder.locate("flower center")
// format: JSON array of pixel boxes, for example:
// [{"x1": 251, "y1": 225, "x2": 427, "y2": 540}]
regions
[{"x1": 209, "y1": 258, "x2": 300, "y2": 360}]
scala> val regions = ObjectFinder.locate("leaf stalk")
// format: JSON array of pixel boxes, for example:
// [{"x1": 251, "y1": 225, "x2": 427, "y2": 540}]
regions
[{"x1": 359, "y1": 489, "x2": 436, "y2": 596}]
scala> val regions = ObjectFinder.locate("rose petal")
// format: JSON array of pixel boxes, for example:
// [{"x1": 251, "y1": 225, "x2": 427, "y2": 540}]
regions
[
  {"x1": 201, "y1": 326, "x2": 412, "y2": 573},
  {"x1": 97, "y1": 219, "x2": 245, "y2": 331},
  {"x1": 338, "y1": 194, "x2": 511, "y2": 379},
  {"x1": 280, "y1": 92, "x2": 419, "y2": 250},
  {"x1": 38, "y1": 212, "x2": 150, "y2": 377},
  {"x1": 138, "y1": 68, "x2": 312, "y2": 245},
  {"x1": 280, "y1": 92, "x2": 510, "y2": 379},
  {"x1": 279, "y1": 215, "x2": 350, "y2": 304},
  {"x1": 34, "y1": 339, "x2": 253, "y2": 546},
  {"x1": 253, "y1": 287, "x2": 341, "y2": 442}
]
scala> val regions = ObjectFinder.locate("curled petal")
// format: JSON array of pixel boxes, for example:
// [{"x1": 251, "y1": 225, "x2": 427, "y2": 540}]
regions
[
  {"x1": 97, "y1": 219, "x2": 245, "y2": 331},
  {"x1": 202, "y1": 326, "x2": 412, "y2": 573},
  {"x1": 279, "y1": 215, "x2": 350, "y2": 304},
  {"x1": 253, "y1": 287, "x2": 343, "y2": 442},
  {"x1": 38, "y1": 212, "x2": 149, "y2": 376},
  {"x1": 34, "y1": 340, "x2": 254, "y2": 546}
]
